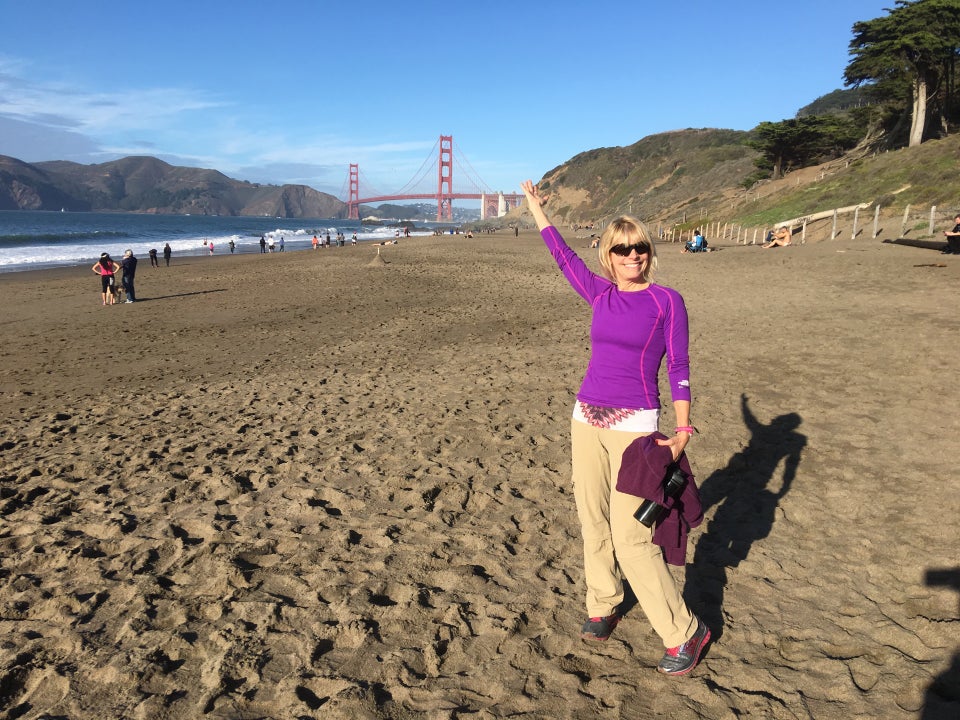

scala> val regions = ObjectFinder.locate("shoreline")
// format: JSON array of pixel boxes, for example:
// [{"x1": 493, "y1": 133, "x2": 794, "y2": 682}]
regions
[
  {"x1": 0, "y1": 208, "x2": 457, "y2": 275},
  {"x1": 0, "y1": 235, "x2": 426, "y2": 276}
]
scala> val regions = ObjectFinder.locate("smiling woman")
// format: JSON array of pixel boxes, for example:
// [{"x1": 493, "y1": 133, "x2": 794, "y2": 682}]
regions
[
  {"x1": 597, "y1": 217, "x2": 658, "y2": 292},
  {"x1": 519, "y1": 179, "x2": 709, "y2": 676}
]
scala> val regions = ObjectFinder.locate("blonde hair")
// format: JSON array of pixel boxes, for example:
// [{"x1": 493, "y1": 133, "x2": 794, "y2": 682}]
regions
[{"x1": 597, "y1": 215, "x2": 658, "y2": 283}]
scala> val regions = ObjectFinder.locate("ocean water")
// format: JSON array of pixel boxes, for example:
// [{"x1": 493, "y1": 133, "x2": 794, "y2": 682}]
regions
[{"x1": 0, "y1": 211, "x2": 436, "y2": 273}]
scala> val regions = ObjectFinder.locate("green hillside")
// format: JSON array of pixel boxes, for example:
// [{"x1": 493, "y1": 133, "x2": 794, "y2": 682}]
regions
[
  {"x1": 515, "y1": 129, "x2": 960, "y2": 238},
  {"x1": 732, "y1": 133, "x2": 960, "y2": 227}
]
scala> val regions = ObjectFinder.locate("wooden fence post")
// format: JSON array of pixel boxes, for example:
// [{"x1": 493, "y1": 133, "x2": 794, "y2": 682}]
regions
[
  {"x1": 901, "y1": 205, "x2": 910, "y2": 236},
  {"x1": 801, "y1": 218, "x2": 807, "y2": 244},
  {"x1": 752, "y1": 228, "x2": 759, "y2": 245},
  {"x1": 873, "y1": 205, "x2": 880, "y2": 238},
  {"x1": 929, "y1": 205, "x2": 937, "y2": 236},
  {"x1": 831, "y1": 209, "x2": 839, "y2": 240},
  {"x1": 851, "y1": 206, "x2": 860, "y2": 240}
]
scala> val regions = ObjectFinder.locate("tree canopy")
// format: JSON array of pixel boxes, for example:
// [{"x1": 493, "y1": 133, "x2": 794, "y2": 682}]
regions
[
  {"x1": 844, "y1": 0, "x2": 960, "y2": 146},
  {"x1": 743, "y1": 114, "x2": 867, "y2": 185}
]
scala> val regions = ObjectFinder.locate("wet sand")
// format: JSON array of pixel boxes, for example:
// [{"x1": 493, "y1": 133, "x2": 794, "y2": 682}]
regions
[{"x1": 1, "y1": 231, "x2": 958, "y2": 718}]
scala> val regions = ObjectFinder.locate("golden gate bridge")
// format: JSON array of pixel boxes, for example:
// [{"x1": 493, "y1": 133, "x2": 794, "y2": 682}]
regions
[{"x1": 344, "y1": 135, "x2": 523, "y2": 222}]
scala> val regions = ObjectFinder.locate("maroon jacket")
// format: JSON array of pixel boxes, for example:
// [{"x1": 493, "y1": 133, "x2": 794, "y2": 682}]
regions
[{"x1": 616, "y1": 432, "x2": 704, "y2": 566}]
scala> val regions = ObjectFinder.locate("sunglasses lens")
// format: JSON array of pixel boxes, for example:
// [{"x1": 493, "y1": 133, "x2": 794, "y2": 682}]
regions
[{"x1": 611, "y1": 243, "x2": 649, "y2": 256}]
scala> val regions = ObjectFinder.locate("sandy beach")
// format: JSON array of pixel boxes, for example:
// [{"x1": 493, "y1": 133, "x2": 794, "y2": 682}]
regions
[{"x1": 0, "y1": 231, "x2": 958, "y2": 719}]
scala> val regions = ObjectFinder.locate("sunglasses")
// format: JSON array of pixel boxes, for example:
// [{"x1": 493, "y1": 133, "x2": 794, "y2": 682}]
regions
[{"x1": 609, "y1": 242, "x2": 650, "y2": 257}]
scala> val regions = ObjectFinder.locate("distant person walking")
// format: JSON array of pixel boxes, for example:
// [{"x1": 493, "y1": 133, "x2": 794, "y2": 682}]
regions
[
  {"x1": 229, "y1": 239, "x2": 236, "y2": 254},
  {"x1": 92, "y1": 253, "x2": 120, "y2": 306},
  {"x1": 163, "y1": 243, "x2": 172, "y2": 266},
  {"x1": 208, "y1": 241, "x2": 214, "y2": 255},
  {"x1": 279, "y1": 236, "x2": 285, "y2": 252},
  {"x1": 120, "y1": 249, "x2": 137, "y2": 303},
  {"x1": 148, "y1": 248, "x2": 159, "y2": 267},
  {"x1": 260, "y1": 235, "x2": 267, "y2": 253}
]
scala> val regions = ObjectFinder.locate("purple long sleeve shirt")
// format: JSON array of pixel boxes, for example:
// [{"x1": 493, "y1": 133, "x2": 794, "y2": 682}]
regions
[{"x1": 542, "y1": 225, "x2": 691, "y2": 410}]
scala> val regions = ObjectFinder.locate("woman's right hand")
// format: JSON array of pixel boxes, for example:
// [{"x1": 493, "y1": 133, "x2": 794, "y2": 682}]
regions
[
  {"x1": 521, "y1": 180, "x2": 553, "y2": 231},
  {"x1": 520, "y1": 180, "x2": 545, "y2": 206}
]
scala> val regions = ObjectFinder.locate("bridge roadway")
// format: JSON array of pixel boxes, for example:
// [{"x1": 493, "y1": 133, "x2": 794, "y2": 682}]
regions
[{"x1": 353, "y1": 192, "x2": 524, "y2": 221}]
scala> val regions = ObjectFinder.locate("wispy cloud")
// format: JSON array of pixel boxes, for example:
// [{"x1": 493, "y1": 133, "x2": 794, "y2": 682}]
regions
[{"x1": 0, "y1": 56, "x2": 224, "y2": 134}]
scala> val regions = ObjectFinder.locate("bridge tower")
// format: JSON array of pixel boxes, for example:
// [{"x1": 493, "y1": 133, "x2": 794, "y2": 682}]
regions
[
  {"x1": 348, "y1": 163, "x2": 360, "y2": 220},
  {"x1": 437, "y1": 135, "x2": 453, "y2": 222}
]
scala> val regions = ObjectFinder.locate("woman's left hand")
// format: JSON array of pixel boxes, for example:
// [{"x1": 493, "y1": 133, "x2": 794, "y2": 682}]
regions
[{"x1": 656, "y1": 432, "x2": 690, "y2": 462}]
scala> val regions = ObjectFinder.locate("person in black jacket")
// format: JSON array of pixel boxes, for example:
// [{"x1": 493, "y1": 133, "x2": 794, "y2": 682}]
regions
[
  {"x1": 120, "y1": 250, "x2": 137, "y2": 303},
  {"x1": 942, "y1": 214, "x2": 960, "y2": 254}
]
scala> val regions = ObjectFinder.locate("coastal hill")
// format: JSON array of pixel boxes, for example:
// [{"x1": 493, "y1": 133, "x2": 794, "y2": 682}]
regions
[
  {"x1": 0, "y1": 155, "x2": 349, "y2": 218},
  {"x1": 517, "y1": 127, "x2": 960, "y2": 234},
  {"x1": 534, "y1": 128, "x2": 758, "y2": 224}
]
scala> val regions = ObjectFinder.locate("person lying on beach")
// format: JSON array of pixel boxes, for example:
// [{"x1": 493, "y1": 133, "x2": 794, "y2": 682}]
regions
[
  {"x1": 762, "y1": 226, "x2": 792, "y2": 249},
  {"x1": 520, "y1": 179, "x2": 710, "y2": 676}
]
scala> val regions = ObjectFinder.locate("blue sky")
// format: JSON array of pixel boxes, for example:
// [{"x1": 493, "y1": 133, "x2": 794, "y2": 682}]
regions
[{"x1": 0, "y1": 0, "x2": 893, "y2": 203}]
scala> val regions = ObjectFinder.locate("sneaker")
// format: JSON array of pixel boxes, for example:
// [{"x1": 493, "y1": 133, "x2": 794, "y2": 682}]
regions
[
  {"x1": 125, "y1": 300, "x2": 134, "y2": 303},
  {"x1": 657, "y1": 617, "x2": 710, "y2": 676},
  {"x1": 581, "y1": 612, "x2": 620, "y2": 641}
]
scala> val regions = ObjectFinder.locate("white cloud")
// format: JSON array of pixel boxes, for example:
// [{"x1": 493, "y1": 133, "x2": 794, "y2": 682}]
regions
[{"x1": 0, "y1": 55, "x2": 224, "y2": 149}]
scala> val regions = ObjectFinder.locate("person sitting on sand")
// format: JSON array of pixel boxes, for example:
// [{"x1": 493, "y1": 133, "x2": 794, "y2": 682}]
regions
[
  {"x1": 942, "y1": 213, "x2": 960, "y2": 255},
  {"x1": 92, "y1": 253, "x2": 121, "y2": 306},
  {"x1": 520, "y1": 179, "x2": 710, "y2": 677},
  {"x1": 682, "y1": 230, "x2": 708, "y2": 254},
  {"x1": 762, "y1": 226, "x2": 792, "y2": 249}
]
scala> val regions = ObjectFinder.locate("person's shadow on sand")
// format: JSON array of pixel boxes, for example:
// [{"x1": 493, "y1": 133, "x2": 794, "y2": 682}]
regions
[
  {"x1": 921, "y1": 567, "x2": 960, "y2": 719},
  {"x1": 684, "y1": 393, "x2": 806, "y2": 639}
]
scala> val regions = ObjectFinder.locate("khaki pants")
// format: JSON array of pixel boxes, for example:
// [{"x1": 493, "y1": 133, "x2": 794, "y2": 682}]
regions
[{"x1": 571, "y1": 418, "x2": 696, "y2": 648}]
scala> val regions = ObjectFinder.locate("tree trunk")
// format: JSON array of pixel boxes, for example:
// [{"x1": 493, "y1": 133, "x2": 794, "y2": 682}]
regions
[{"x1": 909, "y1": 76, "x2": 928, "y2": 147}]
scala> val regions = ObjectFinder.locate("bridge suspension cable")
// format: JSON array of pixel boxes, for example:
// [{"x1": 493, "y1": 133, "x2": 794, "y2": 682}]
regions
[
  {"x1": 346, "y1": 135, "x2": 522, "y2": 221},
  {"x1": 393, "y1": 136, "x2": 441, "y2": 197},
  {"x1": 451, "y1": 138, "x2": 493, "y2": 195}
]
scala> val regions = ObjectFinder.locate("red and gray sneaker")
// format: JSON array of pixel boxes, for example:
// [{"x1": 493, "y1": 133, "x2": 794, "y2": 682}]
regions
[
  {"x1": 657, "y1": 617, "x2": 711, "y2": 675},
  {"x1": 581, "y1": 612, "x2": 621, "y2": 641}
]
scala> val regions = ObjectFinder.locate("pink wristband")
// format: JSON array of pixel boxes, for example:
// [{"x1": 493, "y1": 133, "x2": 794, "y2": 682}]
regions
[{"x1": 675, "y1": 426, "x2": 695, "y2": 435}]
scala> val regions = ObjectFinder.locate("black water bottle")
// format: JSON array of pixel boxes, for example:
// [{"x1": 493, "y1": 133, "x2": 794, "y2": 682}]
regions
[{"x1": 634, "y1": 466, "x2": 687, "y2": 527}]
